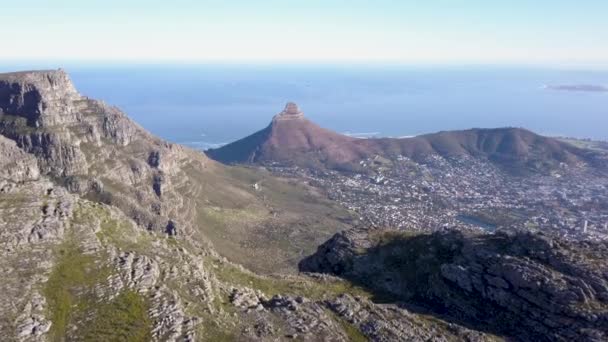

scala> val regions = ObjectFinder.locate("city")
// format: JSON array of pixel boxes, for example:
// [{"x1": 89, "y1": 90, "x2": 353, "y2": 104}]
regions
[{"x1": 268, "y1": 152, "x2": 608, "y2": 241}]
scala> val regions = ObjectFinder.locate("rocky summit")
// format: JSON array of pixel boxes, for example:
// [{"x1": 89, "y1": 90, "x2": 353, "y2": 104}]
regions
[
  {"x1": 1, "y1": 69, "x2": 607, "y2": 342},
  {"x1": 274, "y1": 102, "x2": 306, "y2": 120}
]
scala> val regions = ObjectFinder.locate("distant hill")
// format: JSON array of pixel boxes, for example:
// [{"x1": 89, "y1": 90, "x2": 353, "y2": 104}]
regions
[
  {"x1": 206, "y1": 103, "x2": 370, "y2": 170},
  {"x1": 207, "y1": 102, "x2": 595, "y2": 173}
]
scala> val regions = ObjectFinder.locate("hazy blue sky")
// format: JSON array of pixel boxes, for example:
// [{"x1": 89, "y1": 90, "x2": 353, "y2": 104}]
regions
[{"x1": 2, "y1": 0, "x2": 607, "y2": 67}]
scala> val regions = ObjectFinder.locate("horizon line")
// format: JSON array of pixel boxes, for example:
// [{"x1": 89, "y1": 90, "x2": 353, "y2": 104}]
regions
[{"x1": 2, "y1": 59, "x2": 608, "y2": 72}]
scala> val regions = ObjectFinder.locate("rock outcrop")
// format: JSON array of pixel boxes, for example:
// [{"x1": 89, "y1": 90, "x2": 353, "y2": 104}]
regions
[
  {"x1": 301, "y1": 229, "x2": 608, "y2": 341},
  {"x1": 0, "y1": 135, "x2": 39, "y2": 183},
  {"x1": 273, "y1": 102, "x2": 305, "y2": 121},
  {"x1": 0, "y1": 69, "x2": 82, "y2": 127},
  {"x1": 327, "y1": 293, "x2": 492, "y2": 342}
]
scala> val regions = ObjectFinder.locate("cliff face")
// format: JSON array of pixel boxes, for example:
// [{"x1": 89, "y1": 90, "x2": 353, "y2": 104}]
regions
[
  {"x1": 0, "y1": 69, "x2": 184, "y2": 232},
  {"x1": 0, "y1": 69, "x2": 82, "y2": 126},
  {"x1": 0, "y1": 69, "x2": 351, "y2": 269},
  {"x1": 0, "y1": 70, "x2": 145, "y2": 176},
  {"x1": 0, "y1": 135, "x2": 40, "y2": 183}
]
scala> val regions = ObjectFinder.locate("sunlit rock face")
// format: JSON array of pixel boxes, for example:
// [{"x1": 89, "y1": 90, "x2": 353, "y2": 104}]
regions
[
  {"x1": 0, "y1": 69, "x2": 195, "y2": 232},
  {"x1": 0, "y1": 135, "x2": 40, "y2": 183}
]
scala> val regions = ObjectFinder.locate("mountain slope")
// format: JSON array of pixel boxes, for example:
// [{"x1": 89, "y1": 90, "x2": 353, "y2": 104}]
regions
[
  {"x1": 208, "y1": 103, "x2": 594, "y2": 173},
  {"x1": 0, "y1": 70, "x2": 352, "y2": 273},
  {"x1": 0, "y1": 70, "x2": 379, "y2": 341}
]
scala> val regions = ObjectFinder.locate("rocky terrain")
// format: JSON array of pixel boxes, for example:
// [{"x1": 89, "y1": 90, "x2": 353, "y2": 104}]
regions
[
  {"x1": 1, "y1": 69, "x2": 607, "y2": 341},
  {"x1": 0, "y1": 69, "x2": 511, "y2": 342},
  {"x1": 301, "y1": 228, "x2": 608, "y2": 341}
]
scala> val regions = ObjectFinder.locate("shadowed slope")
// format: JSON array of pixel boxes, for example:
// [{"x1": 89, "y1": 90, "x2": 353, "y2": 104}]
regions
[{"x1": 300, "y1": 229, "x2": 608, "y2": 341}]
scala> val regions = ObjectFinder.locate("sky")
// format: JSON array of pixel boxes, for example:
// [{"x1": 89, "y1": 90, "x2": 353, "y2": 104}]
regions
[{"x1": 2, "y1": 0, "x2": 608, "y2": 67}]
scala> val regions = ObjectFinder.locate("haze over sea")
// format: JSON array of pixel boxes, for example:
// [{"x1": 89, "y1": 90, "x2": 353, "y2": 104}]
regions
[{"x1": 2, "y1": 64, "x2": 607, "y2": 149}]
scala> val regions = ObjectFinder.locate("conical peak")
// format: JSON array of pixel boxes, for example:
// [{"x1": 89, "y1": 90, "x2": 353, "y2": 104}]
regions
[{"x1": 273, "y1": 102, "x2": 305, "y2": 121}]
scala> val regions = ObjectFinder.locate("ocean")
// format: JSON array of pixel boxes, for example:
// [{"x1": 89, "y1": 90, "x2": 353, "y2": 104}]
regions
[{"x1": 3, "y1": 64, "x2": 608, "y2": 149}]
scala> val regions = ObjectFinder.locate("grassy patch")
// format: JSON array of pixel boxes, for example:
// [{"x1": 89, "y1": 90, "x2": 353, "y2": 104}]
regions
[
  {"x1": 199, "y1": 321, "x2": 237, "y2": 342},
  {"x1": 211, "y1": 259, "x2": 371, "y2": 300},
  {"x1": 44, "y1": 204, "x2": 153, "y2": 341},
  {"x1": 80, "y1": 290, "x2": 152, "y2": 342},
  {"x1": 72, "y1": 202, "x2": 109, "y2": 225},
  {"x1": 96, "y1": 214, "x2": 151, "y2": 252},
  {"x1": 44, "y1": 240, "x2": 110, "y2": 341},
  {"x1": 179, "y1": 163, "x2": 352, "y2": 274},
  {"x1": 72, "y1": 202, "x2": 151, "y2": 252},
  {"x1": 330, "y1": 312, "x2": 368, "y2": 342},
  {"x1": 0, "y1": 192, "x2": 30, "y2": 209}
]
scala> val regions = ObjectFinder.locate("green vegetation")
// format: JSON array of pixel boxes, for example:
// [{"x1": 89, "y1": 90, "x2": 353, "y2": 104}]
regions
[
  {"x1": 179, "y1": 164, "x2": 352, "y2": 274},
  {"x1": 0, "y1": 192, "x2": 30, "y2": 209},
  {"x1": 558, "y1": 137, "x2": 608, "y2": 152},
  {"x1": 80, "y1": 290, "x2": 152, "y2": 342},
  {"x1": 331, "y1": 313, "x2": 368, "y2": 342},
  {"x1": 44, "y1": 203, "x2": 152, "y2": 341},
  {"x1": 211, "y1": 258, "x2": 371, "y2": 300},
  {"x1": 71, "y1": 201, "x2": 109, "y2": 225},
  {"x1": 169, "y1": 159, "x2": 352, "y2": 262},
  {"x1": 72, "y1": 202, "x2": 151, "y2": 252},
  {"x1": 96, "y1": 212, "x2": 152, "y2": 252},
  {"x1": 44, "y1": 240, "x2": 109, "y2": 341},
  {"x1": 199, "y1": 321, "x2": 237, "y2": 342},
  {"x1": 368, "y1": 229, "x2": 420, "y2": 246}
]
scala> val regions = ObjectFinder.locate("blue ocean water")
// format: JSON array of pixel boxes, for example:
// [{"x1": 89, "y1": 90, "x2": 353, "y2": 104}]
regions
[{"x1": 3, "y1": 64, "x2": 608, "y2": 148}]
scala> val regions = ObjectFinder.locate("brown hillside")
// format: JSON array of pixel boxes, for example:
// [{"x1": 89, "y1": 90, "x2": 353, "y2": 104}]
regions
[{"x1": 207, "y1": 103, "x2": 593, "y2": 173}]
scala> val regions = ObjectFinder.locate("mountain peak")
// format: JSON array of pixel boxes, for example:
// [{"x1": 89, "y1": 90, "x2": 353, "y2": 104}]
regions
[
  {"x1": 0, "y1": 69, "x2": 82, "y2": 126},
  {"x1": 273, "y1": 102, "x2": 305, "y2": 121}
]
